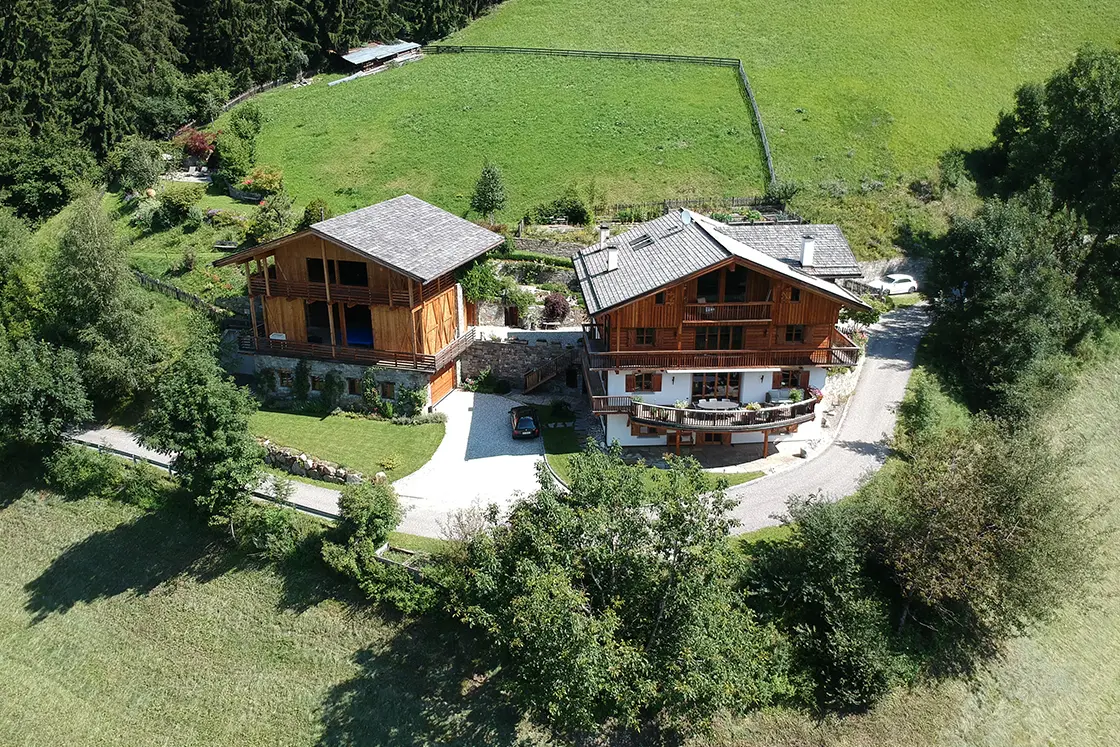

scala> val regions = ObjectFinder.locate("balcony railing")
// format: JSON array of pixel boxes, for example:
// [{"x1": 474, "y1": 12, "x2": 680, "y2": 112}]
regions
[
  {"x1": 585, "y1": 347, "x2": 858, "y2": 370},
  {"x1": 238, "y1": 329, "x2": 476, "y2": 373},
  {"x1": 629, "y1": 398, "x2": 817, "y2": 432},
  {"x1": 683, "y1": 301, "x2": 772, "y2": 323},
  {"x1": 590, "y1": 395, "x2": 633, "y2": 413},
  {"x1": 249, "y1": 274, "x2": 413, "y2": 307}
]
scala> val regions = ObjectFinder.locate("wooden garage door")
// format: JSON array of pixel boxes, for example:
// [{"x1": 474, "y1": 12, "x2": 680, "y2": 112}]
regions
[{"x1": 430, "y1": 361, "x2": 456, "y2": 405}]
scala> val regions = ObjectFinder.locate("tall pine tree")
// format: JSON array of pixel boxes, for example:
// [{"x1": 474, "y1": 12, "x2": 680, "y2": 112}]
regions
[{"x1": 68, "y1": 0, "x2": 143, "y2": 154}]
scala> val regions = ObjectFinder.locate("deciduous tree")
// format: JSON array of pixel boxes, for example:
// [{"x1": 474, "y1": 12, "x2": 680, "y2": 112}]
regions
[
  {"x1": 470, "y1": 160, "x2": 507, "y2": 223},
  {"x1": 0, "y1": 338, "x2": 92, "y2": 452}
]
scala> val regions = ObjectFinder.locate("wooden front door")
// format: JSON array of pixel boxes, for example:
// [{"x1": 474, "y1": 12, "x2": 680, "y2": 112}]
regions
[{"x1": 430, "y1": 361, "x2": 456, "y2": 405}]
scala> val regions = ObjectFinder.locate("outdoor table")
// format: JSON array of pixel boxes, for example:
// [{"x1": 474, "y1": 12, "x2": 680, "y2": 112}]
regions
[{"x1": 694, "y1": 399, "x2": 740, "y2": 411}]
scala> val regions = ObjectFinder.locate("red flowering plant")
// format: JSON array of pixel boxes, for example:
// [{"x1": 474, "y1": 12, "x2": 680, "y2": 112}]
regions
[
  {"x1": 174, "y1": 127, "x2": 218, "y2": 160},
  {"x1": 239, "y1": 166, "x2": 284, "y2": 196}
]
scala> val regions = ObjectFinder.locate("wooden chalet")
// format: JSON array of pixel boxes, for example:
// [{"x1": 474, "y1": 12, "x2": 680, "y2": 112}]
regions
[
  {"x1": 574, "y1": 210, "x2": 870, "y2": 453},
  {"x1": 215, "y1": 195, "x2": 503, "y2": 406}
]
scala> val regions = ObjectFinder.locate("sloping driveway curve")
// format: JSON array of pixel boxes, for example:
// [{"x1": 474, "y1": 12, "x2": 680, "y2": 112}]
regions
[{"x1": 727, "y1": 304, "x2": 930, "y2": 532}]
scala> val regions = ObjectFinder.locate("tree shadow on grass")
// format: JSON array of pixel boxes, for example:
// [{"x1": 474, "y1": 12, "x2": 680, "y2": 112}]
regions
[
  {"x1": 23, "y1": 504, "x2": 237, "y2": 623},
  {"x1": 318, "y1": 617, "x2": 536, "y2": 747}
]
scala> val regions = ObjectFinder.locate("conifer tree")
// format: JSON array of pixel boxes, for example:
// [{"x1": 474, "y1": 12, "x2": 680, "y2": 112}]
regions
[
  {"x1": 68, "y1": 0, "x2": 143, "y2": 154},
  {"x1": 470, "y1": 160, "x2": 507, "y2": 223}
]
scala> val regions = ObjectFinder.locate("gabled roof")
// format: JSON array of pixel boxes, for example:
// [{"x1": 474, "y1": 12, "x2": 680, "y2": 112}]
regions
[
  {"x1": 574, "y1": 210, "x2": 869, "y2": 316},
  {"x1": 341, "y1": 40, "x2": 420, "y2": 66},
  {"x1": 712, "y1": 223, "x2": 862, "y2": 278},
  {"x1": 214, "y1": 195, "x2": 504, "y2": 282}
]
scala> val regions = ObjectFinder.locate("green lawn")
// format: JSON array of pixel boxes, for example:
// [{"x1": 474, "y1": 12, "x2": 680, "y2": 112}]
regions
[
  {"x1": 250, "y1": 410, "x2": 445, "y2": 481},
  {"x1": 233, "y1": 54, "x2": 765, "y2": 220},
  {"x1": 450, "y1": 0, "x2": 1120, "y2": 188},
  {"x1": 538, "y1": 405, "x2": 763, "y2": 489}
]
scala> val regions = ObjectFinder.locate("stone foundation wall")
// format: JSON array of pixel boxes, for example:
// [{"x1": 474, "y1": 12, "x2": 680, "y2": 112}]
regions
[
  {"x1": 494, "y1": 260, "x2": 576, "y2": 288},
  {"x1": 253, "y1": 354, "x2": 431, "y2": 404},
  {"x1": 461, "y1": 339, "x2": 578, "y2": 386}
]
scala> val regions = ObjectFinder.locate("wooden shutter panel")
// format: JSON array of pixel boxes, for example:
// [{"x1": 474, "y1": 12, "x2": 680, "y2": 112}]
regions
[
  {"x1": 651, "y1": 374, "x2": 663, "y2": 392},
  {"x1": 799, "y1": 371, "x2": 810, "y2": 389},
  {"x1": 656, "y1": 328, "x2": 677, "y2": 349},
  {"x1": 625, "y1": 374, "x2": 636, "y2": 392},
  {"x1": 772, "y1": 372, "x2": 783, "y2": 389},
  {"x1": 625, "y1": 329, "x2": 637, "y2": 348}
]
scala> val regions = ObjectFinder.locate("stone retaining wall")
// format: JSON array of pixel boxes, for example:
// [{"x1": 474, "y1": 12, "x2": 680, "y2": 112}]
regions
[
  {"x1": 511, "y1": 237, "x2": 584, "y2": 258},
  {"x1": 260, "y1": 439, "x2": 367, "y2": 484},
  {"x1": 858, "y1": 256, "x2": 929, "y2": 282},
  {"x1": 461, "y1": 339, "x2": 578, "y2": 386}
]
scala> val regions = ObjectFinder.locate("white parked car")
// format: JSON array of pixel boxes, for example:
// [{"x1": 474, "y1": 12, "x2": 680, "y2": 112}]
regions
[{"x1": 868, "y1": 273, "x2": 918, "y2": 295}]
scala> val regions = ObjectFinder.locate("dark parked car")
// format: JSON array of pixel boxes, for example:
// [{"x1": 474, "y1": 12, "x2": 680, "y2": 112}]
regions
[{"x1": 509, "y1": 406, "x2": 541, "y2": 439}]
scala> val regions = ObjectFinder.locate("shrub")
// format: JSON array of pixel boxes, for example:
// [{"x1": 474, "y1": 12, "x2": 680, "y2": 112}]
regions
[
  {"x1": 398, "y1": 385, "x2": 427, "y2": 417},
  {"x1": 542, "y1": 292, "x2": 570, "y2": 322},
  {"x1": 765, "y1": 179, "x2": 800, "y2": 204},
  {"x1": 378, "y1": 455, "x2": 400, "y2": 472},
  {"x1": 241, "y1": 165, "x2": 283, "y2": 196},
  {"x1": 236, "y1": 501, "x2": 316, "y2": 561},
  {"x1": 158, "y1": 183, "x2": 204, "y2": 226},
  {"x1": 118, "y1": 462, "x2": 168, "y2": 510},
  {"x1": 457, "y1": 259, "x2": 501, "y2": 303},
  {"x1": 180, "y1": 246, "x2": 197, "y2": 272},
  {"x1": 107, "y1": 136, "x2": 165, "y2": 193},
  {"x1": 245, "y1": 191, "x2": 293, "y2": 245},
  {"x1": 293, "y1": 360, "x2": 311, "y2": 402},
  {"x1": 298, "y1": 198, "x2": 333, "y2": 229},
  {"x1": 530, "y1": 187, "x2": 591, "y2": 225},
  {"x1": 47, "y1": 446, "x2": 124, "y2": 501},
  {"x1": 228, "y1": 102, "x2": 263, "y2": 142},
  {"x1": 129, "y1": 199, "x2": 162, "y2": 233},
  {"x1": 214, "y1": 131, "x2": 253, "y2": 185},
  {"x1": 789, "y1": 388, "x2": 804, "y2": 402},
  {"x1": 321, "y1": 370, "x2": 345, "y2": 411},
  {"x1": 253, "y1": 368, "x2": 277, "y2": 397},
  {"x1": 549, "y1": 399, "x2": 575, "y2": 419},
  {"x1": 184, "y1": 70, "x2": 235, "y2": 124},
  {"x1": 390, "y1": 411, "x2": 447, "y2": 426},
  {"x1": 174, "y1": 127, "x2": 218, "y2": 160}
]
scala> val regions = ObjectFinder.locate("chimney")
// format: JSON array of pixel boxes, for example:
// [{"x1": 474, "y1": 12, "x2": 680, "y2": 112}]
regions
[
  {"x1": 801, "y1": 234, "x2": 816, "y2": 267},
  {"x1": 598, "y1": 223, "x2": 610, "y2": 250},
  {"x1": 607, "y1": 245, "x2": 619, "y2": 272}
]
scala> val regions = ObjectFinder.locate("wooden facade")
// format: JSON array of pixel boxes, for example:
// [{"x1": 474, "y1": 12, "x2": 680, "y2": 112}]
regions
[
  {"x1": 233, "y1": 231, "x2": 467, "y2": 378},
  {"x1": 584, "y1": 258, "x2": 859, "y2": 371}
]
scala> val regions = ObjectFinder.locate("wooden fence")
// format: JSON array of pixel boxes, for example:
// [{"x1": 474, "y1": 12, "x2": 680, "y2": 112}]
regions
[
  {"x1": 133, "y1": 269, "x2": 249, "y2": 327},
  {"x1": 422, "y1": 44, "x2": 777, "y2": 186}
]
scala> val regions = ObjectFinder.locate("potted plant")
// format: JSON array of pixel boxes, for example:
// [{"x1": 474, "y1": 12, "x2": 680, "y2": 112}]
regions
[
  {"x1": 789, "y1": 388, "x2": 804, "y2": 403},
  {"x1": 673, "y1": 400, "x2": 689, "y2": 409}
]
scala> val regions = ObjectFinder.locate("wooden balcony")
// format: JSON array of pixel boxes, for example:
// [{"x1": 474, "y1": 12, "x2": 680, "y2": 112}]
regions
[
  {"x1": 249, "y1": 274, "x2": 413, "y2": 307},
  {"x1": 590, "y1": 395, "x2": 633, "y2": 414},
  {"x1": 238, "y1": 329, "x2": 476, "y2": 373},
  {"x1": 682, "y1": 301, "x2": 772, "y2": 323},
  {"x1": 629, "y1": 399, "x2": 817, "y2": 432}
]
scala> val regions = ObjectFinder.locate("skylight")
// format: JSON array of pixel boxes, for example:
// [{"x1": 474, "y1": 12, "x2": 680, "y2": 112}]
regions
[{"x1": 629, "y1": 234, "x2": 654, "y2": 250}]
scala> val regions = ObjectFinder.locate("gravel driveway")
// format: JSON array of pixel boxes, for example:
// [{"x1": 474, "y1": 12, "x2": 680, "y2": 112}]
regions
[
  {"x1": 393, "y1": 390, "x2": 545, "y2": 537},
  {"x1": 727, "y1": 304, "x2": 930, "y2": 532}
]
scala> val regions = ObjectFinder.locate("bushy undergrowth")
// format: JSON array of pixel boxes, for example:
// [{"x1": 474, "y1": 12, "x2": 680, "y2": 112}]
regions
[{"x1": 47, "y1": 445, "x2": 170, "y2": 510}]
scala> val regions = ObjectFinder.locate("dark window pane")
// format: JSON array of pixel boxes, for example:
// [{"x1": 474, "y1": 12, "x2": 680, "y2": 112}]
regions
[
  {"x1": 307, "y1": 258, "x2": 325, "y2": 283},
  {"x1": 337, "y1": 260, "x2": 369, "y2": 287},
  {"x1": 696, "y1": 271, "x2": 720, "y2": 302},
  {"x1": 725, "y1": 267, "x2": 748, "y2": 303}
]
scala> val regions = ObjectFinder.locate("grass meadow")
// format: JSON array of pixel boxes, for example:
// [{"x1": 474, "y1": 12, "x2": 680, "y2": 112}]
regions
[
  {"x1": 0, "y1": 342, "x2": 1117, "y2": 745},
  {"x1": 237, "y1": 55, "x2": 766, "y2": 219},
  {"x1": 449, "y1": 0, "x2": 1120, "y2": 187}
]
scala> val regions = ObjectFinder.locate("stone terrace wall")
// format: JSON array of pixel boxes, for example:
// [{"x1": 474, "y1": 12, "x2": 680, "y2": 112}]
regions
[
  {"x1": 511, "y1": 237, "x2": 585, "y2": 258},
  {"x1": 461, "y1": 339, "x2": 577, "y2": 386}
]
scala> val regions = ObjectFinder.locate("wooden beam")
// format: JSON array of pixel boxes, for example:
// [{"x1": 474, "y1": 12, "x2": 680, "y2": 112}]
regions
[
  {"x1": 763, "y1": 429, "x2": 770, "y2": 458},
  {"x1": 261, "y1": 257, "x2": 272, "y2": 297},
  {"x1": 338, "y1": 303, "x2": 348, "y2": 348},
  {"x1": 245, "y1": 262, "x2": 259, "y2": 342},
  {"x1": 408, "y1": 279, "x2": 418, "y2": 364},
  {"x1": 387, "y1": 269, "x2": 393, "y2": 308},
  {"x1": 322, "y1": 239, "x2": 337, "y2": 355}
]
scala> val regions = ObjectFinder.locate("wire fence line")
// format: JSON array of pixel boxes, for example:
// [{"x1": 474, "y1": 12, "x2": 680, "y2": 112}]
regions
[
  {"x1": 422, "y1": 44, "x2": 777, "y2": 185},
  {"x1": 132, "y1": 269, "x2": 250, "y2": 327}
]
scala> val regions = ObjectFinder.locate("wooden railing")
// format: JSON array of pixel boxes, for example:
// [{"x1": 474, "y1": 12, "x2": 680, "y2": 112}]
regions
[
  {"x1": 433, "y1": 329, "x2": 477, "y2": 370},
  {"x1": 585, "y1": 346, "x2": 859, "y2": 370},
  {"x1": 590, "y1": 395, "x2": 632, "y2": 413},
  {"x1": 239, "y1": 336, "x2": 439, "y2": 372},
  {"x1": 524, "y1": 348, "x2": 578, "y2": 392},
  {"x1": 630, "y1": 399, "x2": 817, "y2": 432},
  {"x1": 249, "y1": 274, "x2": 412, "y2": 307},
  {"x1": 683, "y1": 301, "x2": 772, "y2": 323}
]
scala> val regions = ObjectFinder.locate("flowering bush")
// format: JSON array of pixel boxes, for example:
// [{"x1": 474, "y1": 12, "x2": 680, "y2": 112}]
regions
[
  {"x1": 240, "y1": 166, "x2": 283, "y2": 195},
  {"x1": 542, "y1": 291, "x2": 570, "y2": 322},
  {"x1": 174, "y1": 127, "x2": 217, "y2": 160}
]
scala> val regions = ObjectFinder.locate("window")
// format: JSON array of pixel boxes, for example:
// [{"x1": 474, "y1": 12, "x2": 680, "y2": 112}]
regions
[
  {"x1": 702, "y1": 432, "x2": 726, "y2": 444},
  {"x1": 785, "y1": 325, "x2": 805, "y2": 343},
  {"x1": 724, "y1": 266, "x2": 749, "y2": 303},
  {"x1": 695, "y1": 326, "x2": 743, "y2": 350},
  {"x1": 629, "y1": 234, "x2": 655, "y2": 250},
  {"x1": 695, "y1": 270, "x2": 720, "y2": 303},
  {"x1": 337, "y1": 260, "x2": 369, "y2": 287},
  {"x1": 635, "y1": 327, "x2": 655, "y2": 346},
  {"x1": 654, "y1": 291, "x2": 666, "y2": 305},
  {"x1": 631, "y1": 423, "x2": 662, "y2": 438},
  {"x1": 691, "y1": 372, "x2": 741, "y2": 400},
  {"x1": 633, "y1": 373, "x2": 656, "y2": 392},
  {"x1": 790, "y1": 287, "x2": 801, "y2": 302},
  {"x1": 306, "y1": 258, "x2": 336, "y2": 284},
  {"x1": 278, "y1": 369, "x2": 294, "y2": 388},
  {"x1": 380, "y1": 382, "x2": 395, "y2": 400},
  {"x1": 778, "y1": 370, "x2": 809, "y2": 389},
  {"x1": 311, "y1": 376, "x2": 323, "y2": 392},
  {"x1": 347, "y1": 378, "x2": 360, "y2": 396}
]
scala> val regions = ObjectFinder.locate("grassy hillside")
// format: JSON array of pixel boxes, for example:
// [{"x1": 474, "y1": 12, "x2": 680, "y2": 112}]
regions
[
  {"x1": 237, "y1": 55, "x2": 766, "y2": 219},
  {"x1": 450, "y1": 0, "x2": 1120, "y2": 187}
]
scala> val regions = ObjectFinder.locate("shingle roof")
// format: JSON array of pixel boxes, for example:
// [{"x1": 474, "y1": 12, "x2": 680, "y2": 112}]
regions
[
  {"x1": 574, "y1": 211, "x2": 868, "y2": 316},
  {"x1": 713, "y1": 223, "x2": 861, "y2": 278},
  {"x1": 341, "y1": 40, "x2": 420, "y2": 66},
  {"x1": 310, "y1": 195, "x2": 504, "y2": 282}
]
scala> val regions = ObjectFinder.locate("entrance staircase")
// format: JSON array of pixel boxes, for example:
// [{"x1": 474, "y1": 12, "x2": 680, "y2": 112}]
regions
[{"x1": 523, "y1": 348, "x2": 578, "y2": 393}]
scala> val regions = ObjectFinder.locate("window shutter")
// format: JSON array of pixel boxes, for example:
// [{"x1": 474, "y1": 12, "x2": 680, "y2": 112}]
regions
[
  {"x1": 651, "y1": 374, "x2": 663, "y2": 392},
  {"x1": 799, "y1": 371, "x2": 810, "y2": 389},
  {"x1": 625, "y1": 374, "x2": 636, "y2": 392},
  {"x1": 631, "y1": 421, "x2": 641, "y2": 437},
  {"x1": 772, "y1": 372, "x2": 783, "y2": 389},
  {"x1": 626, "y1": 329, "x2": 637, "y2": 348}
]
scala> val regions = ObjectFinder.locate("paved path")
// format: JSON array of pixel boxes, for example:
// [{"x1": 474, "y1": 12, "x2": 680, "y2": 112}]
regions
[{"x1": 726, "y1": 304, "x2": 930, "y2": 532}]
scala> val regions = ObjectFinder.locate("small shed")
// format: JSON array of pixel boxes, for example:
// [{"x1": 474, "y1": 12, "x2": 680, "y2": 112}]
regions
[{"x1": 340, "y1": 40, "x2": 422, "y2": 72}]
